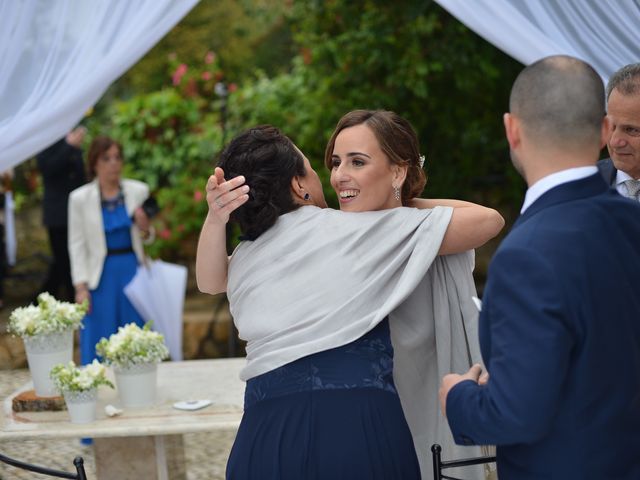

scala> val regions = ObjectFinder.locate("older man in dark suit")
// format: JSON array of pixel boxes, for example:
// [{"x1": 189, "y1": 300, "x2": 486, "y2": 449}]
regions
[
  {"x1": 598, "y1": 63, "x2": 640, "y2": 201},
  {"x1": 439, "y1": 56, "x2": 640, "y2": 479}
]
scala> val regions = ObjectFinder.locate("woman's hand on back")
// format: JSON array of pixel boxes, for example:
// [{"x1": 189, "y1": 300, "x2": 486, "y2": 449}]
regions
[{"x1": 205, "y1": 167, "x2": 250, "y2": 225}]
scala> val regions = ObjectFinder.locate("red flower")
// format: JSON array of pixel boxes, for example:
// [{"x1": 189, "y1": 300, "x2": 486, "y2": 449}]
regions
[
  {"x1": 172, "y1": 63, "x2": 188, "y2": 86},
  {"x1": 228, "y1": 83, "x2": 238, "y2": 93},
  {"x1": 159, "y1": 229, "x2": 171, "y2": 240},
  {"x1": 201, "y1": 71, "x2": 212, "y2": 81},
  {"x1": 205, "y1": 51, "x2": 216, "y2": 64},
  {"x1": 193, "y1": 190, "x2": 203, "y2": 202}
]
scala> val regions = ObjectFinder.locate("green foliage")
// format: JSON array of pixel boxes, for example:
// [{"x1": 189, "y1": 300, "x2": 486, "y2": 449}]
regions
[{"x1": 109, "y1": 0, "x2": 293, "y2": 97}]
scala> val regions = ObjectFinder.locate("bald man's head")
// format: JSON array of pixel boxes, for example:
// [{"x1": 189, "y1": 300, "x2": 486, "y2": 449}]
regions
[{"x1": 510, "y1": 56, "x2": 605, "y2": 149}]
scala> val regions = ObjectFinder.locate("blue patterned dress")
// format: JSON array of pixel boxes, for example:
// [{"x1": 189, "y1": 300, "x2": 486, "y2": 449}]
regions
[
  {"x1": 79, "y1": 202, "x2": 144, "y2": 364},
  {"x1": 226, "y1": 319, "x2": 421, "y2": 479}
]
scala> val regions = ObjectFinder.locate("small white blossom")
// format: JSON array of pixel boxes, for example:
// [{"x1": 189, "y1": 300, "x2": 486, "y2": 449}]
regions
[
  {"x1": 96, "y1": 322, "x2": 169, "y2": 369},
  {"x1": 50, "y1": 360, "x2": 114, "y2": 393},
  {"x1": 7, "y1": 293, "x2": 87, "y2": 337}
]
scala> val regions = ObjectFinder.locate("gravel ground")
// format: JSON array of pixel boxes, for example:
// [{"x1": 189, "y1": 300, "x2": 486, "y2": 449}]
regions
[{"x1": 0, "y1": 369, "x2": 235, "y2": 479}]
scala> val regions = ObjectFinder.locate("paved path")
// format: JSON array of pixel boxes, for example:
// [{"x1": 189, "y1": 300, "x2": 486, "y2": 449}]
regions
[{"x1": 0, "y1": 369, "x2": 235, "y2": 479}]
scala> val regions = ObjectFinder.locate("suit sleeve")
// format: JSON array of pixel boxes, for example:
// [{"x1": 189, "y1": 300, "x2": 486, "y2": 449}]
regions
[{"x1": 446, "y1": 246, "x2": 573, "y2": 446}]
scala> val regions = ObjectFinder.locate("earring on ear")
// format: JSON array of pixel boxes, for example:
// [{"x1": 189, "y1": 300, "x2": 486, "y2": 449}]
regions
[
  {"x1": 393, "y1": 185, "x2": 400, "y2": 201},
  {"x1": 304, "y1": 193, "x2": 311, "y2": 201}
]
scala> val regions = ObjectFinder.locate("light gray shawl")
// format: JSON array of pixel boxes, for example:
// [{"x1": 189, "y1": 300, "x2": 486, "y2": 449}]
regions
[{"x1": 228, "y1": 205, "x2": 484, "y2": 480}]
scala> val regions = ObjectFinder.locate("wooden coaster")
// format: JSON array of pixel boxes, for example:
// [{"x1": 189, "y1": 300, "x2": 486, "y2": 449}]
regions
[{"x1": 12, "y1": 390, "x2": 67, "y2": 412}]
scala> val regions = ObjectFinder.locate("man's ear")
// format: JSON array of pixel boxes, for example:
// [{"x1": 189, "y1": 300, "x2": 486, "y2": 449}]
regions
[
  {"x1": 504, "y1": 112, "x2": 521, "y2": 150},
  {"x1": 600, "y1": 115, "x2": 612, "y2": 150}
]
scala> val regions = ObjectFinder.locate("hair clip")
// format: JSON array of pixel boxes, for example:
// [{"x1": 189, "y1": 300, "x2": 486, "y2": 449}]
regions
[{"x1": 419, "y1": 155, "x2": 425, "y2": 168}]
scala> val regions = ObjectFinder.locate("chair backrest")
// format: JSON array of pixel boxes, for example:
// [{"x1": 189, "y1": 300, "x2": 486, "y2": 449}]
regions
[
  {"x1": 431, "y1": 443, "x2": 496, "y2": 480},
  {"x1": 0, "y1": 452, "x2": 87, "y2": 479}
]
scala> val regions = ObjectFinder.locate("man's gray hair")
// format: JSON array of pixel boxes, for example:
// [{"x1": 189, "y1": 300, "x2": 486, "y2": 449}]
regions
[
  {"x1": 606, "y1": 63, "x2": 640, "y2": 99},
  {"x1": 510, "y1": 55, "x2": 604, "y2": 147}
]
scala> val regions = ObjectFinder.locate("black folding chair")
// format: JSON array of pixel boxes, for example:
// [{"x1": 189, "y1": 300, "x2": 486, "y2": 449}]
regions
[
  {"x1": 0, "y1": 452, "x2": 87, "y2": 479},
  {"x1": 431, "y1": 443, "x2": 496, "y2": 480}
]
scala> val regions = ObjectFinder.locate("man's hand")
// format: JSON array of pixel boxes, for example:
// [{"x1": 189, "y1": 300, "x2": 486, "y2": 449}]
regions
[
  {"x1": 65, "y1": 126, "x2": 86, "y2": 147},
  {"x1": 439, "y1": 364, "x2": 483, "y2": 418}
]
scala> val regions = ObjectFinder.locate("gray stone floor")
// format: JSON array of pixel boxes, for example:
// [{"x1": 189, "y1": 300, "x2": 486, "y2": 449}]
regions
[{"x1": 0, "y1": 369, "x2": 235, "y2": 479}]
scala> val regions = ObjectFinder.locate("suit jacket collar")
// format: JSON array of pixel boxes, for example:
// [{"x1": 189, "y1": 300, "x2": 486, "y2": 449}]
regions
[
  {"x1": 513, "y1": 173, "x2": 608, "y2": 229},
  {"x1": 597, "y1": 158, "x2": 617, "y2": 186}
]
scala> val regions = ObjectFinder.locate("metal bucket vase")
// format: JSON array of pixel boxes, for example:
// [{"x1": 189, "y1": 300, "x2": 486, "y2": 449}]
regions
[
  {"x1": 63, "y1": 389, "x2": 97, "y2": 424},
  {"x1": 114, "y1": 363, "x2": 158, "y2": 408},
  {"x1": 23, "y1": 330, "x2": 74, "y2": 397}
]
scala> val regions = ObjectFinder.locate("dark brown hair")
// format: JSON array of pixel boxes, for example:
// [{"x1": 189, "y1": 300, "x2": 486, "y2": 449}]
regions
[
  {"x1": 324, "y1": 110, "x2": 426, "y2": 204},
  {"x1": 217, "y1": 125, "x2": 306, "y2": 240},
  {"x1": 87, "y1": 136, "x2": 123, "y2": 180}
]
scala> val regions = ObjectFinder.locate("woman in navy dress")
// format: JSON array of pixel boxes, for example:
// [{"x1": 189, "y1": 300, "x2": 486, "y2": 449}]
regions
[
  {"x1": 196, "y1": 123, "x2": 503, "y2": 479},
  {"x1": 68, "y1": 136, "x2": 153, "y2": 365}
]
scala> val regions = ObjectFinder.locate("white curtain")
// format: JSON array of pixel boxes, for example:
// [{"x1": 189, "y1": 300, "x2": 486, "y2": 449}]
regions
[
  {"x1": 0, "y1": 0, "x2": 200, "y2": 171},
  {"x1": 434, "y1": 0, "x2": 640, "y2": 83}
]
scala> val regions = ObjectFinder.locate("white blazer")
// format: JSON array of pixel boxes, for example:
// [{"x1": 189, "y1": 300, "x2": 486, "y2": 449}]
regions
[{"x1": 68, "y1": 178, "x2": 150, "y2": 289}]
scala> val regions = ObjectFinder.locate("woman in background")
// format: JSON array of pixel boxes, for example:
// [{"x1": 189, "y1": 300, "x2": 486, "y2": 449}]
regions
[{"x1": 68, "y1": 136, "x2": 153, "y2": 364}]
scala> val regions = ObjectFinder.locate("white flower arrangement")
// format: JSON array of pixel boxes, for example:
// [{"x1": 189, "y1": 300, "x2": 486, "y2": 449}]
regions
[
  {"x1": 50, "y1": 360, "x2": 114, "y2": 393},
  {"x1": 96, "y1": 322, "x2": 169, "y2": 369},
  {"x1": 7, "y1": 293, "x2": 88, "y2": 337}
]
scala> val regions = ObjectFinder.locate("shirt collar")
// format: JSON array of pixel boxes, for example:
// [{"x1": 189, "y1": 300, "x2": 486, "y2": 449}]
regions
[
  {"x1": 521, "y1": 166, "x2": 598, "y2": 214},
  {"x1": 615, "y1": 168, "x2": 633, "y2": 186}
]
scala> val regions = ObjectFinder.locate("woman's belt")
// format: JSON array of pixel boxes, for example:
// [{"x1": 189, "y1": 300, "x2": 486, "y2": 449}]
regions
[{"x1": 107, "y1": 247, "x2": 134, "y2": 255}]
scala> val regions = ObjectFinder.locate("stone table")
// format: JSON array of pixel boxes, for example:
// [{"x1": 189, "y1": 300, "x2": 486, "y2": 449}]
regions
[{"x1": 0, "y1": 358, "x2": 245, "y2": 479}]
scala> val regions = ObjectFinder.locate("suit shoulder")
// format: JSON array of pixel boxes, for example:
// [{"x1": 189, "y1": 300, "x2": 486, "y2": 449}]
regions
[
  {"x1": 122, "y1": 178, "x2": 149, "y2": 196},
  {"x1": 69, "y1": 182, "x2": 95, "y2": 200}
]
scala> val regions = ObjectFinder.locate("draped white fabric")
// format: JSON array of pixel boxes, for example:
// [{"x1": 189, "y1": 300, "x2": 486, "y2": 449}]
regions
[
  {"x1": 434, "y1": 0, "x2": 640, "y2": 82},
  {"x1": 0, "y1": 0, "x2": 199, "y2": 171}
]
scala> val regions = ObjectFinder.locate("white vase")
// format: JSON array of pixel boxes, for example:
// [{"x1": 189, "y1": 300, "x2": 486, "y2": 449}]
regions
[
  {"x1": 23, "y1": 330, "x2": 74, "y2": 397},
  {"x1": 63, "y1": 389, "x2": 97, "y2": 424},
  {"x1": 114, "y1": 363, "x2": 158, "y2": 408}
]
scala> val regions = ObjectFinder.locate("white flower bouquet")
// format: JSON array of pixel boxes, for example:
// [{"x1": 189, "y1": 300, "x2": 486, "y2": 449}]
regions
[
  {"x1": 96, "y1": 322, "x2": 169, "y2": 369},
  {"x1": 7, "y1": 293, "x2": 88, "y2": 337},
  {"x1": 50, "y1": 360, "x2": 114, "y2": 394}
]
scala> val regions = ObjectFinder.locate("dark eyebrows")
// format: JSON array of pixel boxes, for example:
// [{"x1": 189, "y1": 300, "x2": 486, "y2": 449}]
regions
[{"x1": 332, "y1": 151, "x2": 372, "y2": 159}]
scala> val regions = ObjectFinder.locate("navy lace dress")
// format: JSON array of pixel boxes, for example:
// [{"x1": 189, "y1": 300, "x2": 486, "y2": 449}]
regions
[{"x1": 226, "y1": 319, "x2": 420, "y2": 480}]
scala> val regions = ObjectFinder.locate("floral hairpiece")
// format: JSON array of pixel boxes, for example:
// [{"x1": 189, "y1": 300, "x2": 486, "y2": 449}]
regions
[{"x1": 419, "y1": 155, "x2": 426, "y2": 168}]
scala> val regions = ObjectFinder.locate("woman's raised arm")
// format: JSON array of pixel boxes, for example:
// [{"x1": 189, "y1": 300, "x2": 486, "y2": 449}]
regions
[
  {"x1": 195, "y1": 168, "x2": 249, "y2": 294},
  {"x1": 410, "y1": 198, "x2": 505, "y2": 255}
]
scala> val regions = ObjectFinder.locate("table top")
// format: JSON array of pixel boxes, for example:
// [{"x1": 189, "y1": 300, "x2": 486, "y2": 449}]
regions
[{"x1": 0, "y1": 358, "x2": 246, "y2": 440}]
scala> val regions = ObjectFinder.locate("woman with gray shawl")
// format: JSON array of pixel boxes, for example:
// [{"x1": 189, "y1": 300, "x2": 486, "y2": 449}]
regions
[{"x1": 197, "y1": 119, "x2": 503, "y2": 479}]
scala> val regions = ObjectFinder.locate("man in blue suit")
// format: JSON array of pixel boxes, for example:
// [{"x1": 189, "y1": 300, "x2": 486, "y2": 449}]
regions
[
  {"x1": 597, "y1": 63, "x2": 640, "y2": 200},
  {"x1": 439, "y1": 56, "x2": 640, "y2": 479}
]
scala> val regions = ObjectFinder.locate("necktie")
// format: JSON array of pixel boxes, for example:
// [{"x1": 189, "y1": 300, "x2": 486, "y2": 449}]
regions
[{"x1": 623, "y1": 179, "x2": 640, "y2": 201}]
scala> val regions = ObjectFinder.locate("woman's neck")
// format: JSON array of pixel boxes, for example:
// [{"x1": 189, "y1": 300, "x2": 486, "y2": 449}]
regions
[{"x1": 99, "y1": 180, "x2": 120, "y2": 198}]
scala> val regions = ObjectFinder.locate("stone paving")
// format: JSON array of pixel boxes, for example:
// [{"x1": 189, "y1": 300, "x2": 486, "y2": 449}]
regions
[{"x1": 0, "y1": 369, "x2": 236, "y2": 479}]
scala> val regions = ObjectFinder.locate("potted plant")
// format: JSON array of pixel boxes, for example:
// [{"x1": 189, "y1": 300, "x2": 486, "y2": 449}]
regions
[
  {"x1": 8, "y1": 293, "x2": 88, "y2": 397},
  {"x1": 50, "y1": 360, "x2": 113, "y2": 423},
  {"x1": 96, "y1": 322, "x2": 169, "y2": 408}
]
